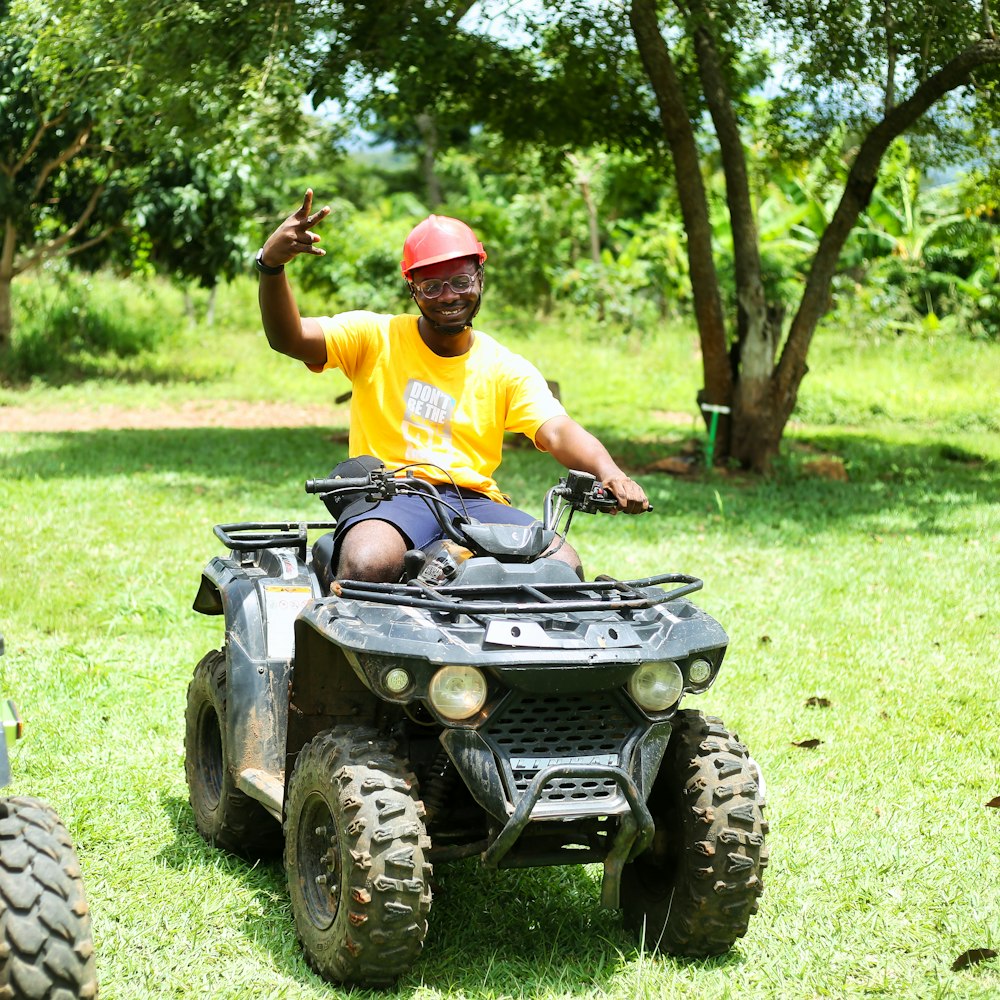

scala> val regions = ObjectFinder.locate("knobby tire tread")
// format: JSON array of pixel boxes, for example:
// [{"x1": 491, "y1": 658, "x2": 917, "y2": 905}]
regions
[
  {"x1": 621, "y1": 709, "x2": 768, "y2": 956},
  {"x1": 284, "y1": 726, "x2": 432, "y2": 987},
  {"x1": 0, "y1": 796, "x2": 97, "y2": 999}
]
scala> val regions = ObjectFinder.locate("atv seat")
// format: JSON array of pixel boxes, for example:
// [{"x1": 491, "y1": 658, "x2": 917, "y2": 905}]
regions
[{"x1": 311, "y1": 532, "x2": 337, "y2": 595}]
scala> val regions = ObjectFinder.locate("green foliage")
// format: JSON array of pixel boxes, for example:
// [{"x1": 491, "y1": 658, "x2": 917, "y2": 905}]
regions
[
  {"x1": 286, "y1": 125, "x2": 996, "y2": 346},
  {"x1": 312, "y1": 2, "x2": 659, "y2": 155},
  {"x1": 4, "y1": 270, "x2": 180, "y2": 381},
  {"x1": 762, "y1": 0, "x2": 996, "y2": 154},
  {"x1": 0, "y1": 0, "x2": 317, "y2": 342},
  {"x1": 843, "y1": 144, "x2": 1000, "y2": 338},
  {"x1": 279, "y1": 192, "x2": 420, "y2": 314}
]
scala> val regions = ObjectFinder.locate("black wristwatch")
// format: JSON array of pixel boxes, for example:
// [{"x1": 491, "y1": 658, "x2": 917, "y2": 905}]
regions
[{"x1": 254, "y1": 248, "x2": 284, "y2": 275}]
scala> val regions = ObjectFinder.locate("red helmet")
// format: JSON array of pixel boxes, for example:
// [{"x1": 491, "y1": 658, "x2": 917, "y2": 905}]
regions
[{"x1": 400, "y1": 215, "x2": 487, "y2": 279}]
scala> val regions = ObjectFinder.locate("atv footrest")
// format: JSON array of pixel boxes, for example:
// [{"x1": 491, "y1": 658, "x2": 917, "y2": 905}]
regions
[{"x1": 237, "y1": 767, "x2": 284, "y2": 823}]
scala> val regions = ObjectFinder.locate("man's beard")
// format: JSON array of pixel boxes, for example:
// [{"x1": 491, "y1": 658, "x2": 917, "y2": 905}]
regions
[{"x1": 417, "y1": 296, "x2": 481, "y2": 335}]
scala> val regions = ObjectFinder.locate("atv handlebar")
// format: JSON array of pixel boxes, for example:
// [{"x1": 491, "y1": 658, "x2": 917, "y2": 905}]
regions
[
  {"x1": 305, "y1": 470, "x2": 467, "y2": 544},
  {"x1": 304, "y1": 465, "x2": 648, "y2": 559},
  {"x1": 548, "y1": 470, "x2": 620, "y2": 515},
  {"x1": 305, "y1": 467, "x2": 648, "y2": 517}
]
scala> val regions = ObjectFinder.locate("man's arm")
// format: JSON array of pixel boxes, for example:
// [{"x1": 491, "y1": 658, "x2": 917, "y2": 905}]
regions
[
  {"x1": 257, "y1": 189, "x2": 330, "y2": 367},
  {"x1": 534, "y1": 415, "x2": 649, "y2": 514}
]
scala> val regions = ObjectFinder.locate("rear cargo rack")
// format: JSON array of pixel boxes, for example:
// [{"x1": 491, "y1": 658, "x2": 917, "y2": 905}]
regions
[
  {"x1": 214, "y1": 521, "x2": 337, "y2": 561},
  {"x1": 330, "y1": 573, "x2": 702, "y2": 615}
]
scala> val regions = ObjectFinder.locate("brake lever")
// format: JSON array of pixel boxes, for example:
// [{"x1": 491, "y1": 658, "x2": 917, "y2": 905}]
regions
[
  {"x1": 583, "y1": 484, "x2": 620, "y2": 514},
  {"x1": 587, "y1": 484, "x2": 654, "y2": 514}
]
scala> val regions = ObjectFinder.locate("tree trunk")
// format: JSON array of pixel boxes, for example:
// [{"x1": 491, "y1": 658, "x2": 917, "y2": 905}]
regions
[
  {"x1": 415, "y1": 113, "x2": 443, "y2": 208},
  {"x1": 0, "y1": 220, "x2": 15, "y2": 351},
  {"x1": 569, "y1": 152, "x2": 606, "y2": 319},
  {"x1": 206, "y1": 284, "x2": 217, "y2": 327},
  {"x1": 730, "y1": 382, "x2": 786, "y2": 472},
  {"x1": 633, "y1": 0, "x2": 1000, "y2": 472},
  {"x1": 0, "y1": 276, "x2": 11, "y2": 351},
  {"x1": 629, "y1": 0, "x2": 732, "y2": 414},
  {"x1": 685, "y1": 2, "x2": 772, "y2": 379},
  {"x1": 684, "y1": 0, "x2": 777, "y2": 463}
]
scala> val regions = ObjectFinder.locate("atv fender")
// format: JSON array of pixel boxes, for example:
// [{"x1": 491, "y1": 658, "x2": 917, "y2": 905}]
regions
[
  {"x1": 194, "y1": 552, "x2": 317, "y2": 794},
  {"x1": 284, "y1": 611, "x2": 381, "y2": 771}
]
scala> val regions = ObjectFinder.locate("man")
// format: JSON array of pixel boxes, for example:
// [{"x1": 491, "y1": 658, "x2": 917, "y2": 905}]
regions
[{"x1": 256, "y1": 189, "x2": 649, "y2": 583}]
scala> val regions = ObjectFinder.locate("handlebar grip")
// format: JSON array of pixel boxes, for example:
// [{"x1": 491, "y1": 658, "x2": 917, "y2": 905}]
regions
[
  {"x1": 304, "y1": 476, "x2": 373, "y2": 494},
  {"x1": 591, "y1": 486, "x2": 654, "y2": 513}
]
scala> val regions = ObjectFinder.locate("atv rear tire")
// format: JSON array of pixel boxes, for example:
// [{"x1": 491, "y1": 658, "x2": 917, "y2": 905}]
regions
[
  {"x1": 0, "y1": 796, "x2": 97, "y2": 999},
  {"x1": 621, "y1": 709, "x2": 768, "y2": 955},
  {"x1": 284, "y1": 726, "x2": 432, "y2": 987},
  {"x1": 184, "y1": 648, "x2": 281, "y2": 858}
]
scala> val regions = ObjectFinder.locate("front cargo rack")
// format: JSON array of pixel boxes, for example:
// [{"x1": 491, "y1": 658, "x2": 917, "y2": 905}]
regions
[{"x1": 330, "y1": 573, "x2": 702, "y2": 616}]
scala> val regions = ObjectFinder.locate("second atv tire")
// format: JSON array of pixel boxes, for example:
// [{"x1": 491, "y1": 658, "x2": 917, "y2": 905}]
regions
[
  {"x1": 621, "y1": 709, "x2": 768, "y2": 955},
  {"x1": 184, "y1": 648, "x2": 282, "y2": 858},
  {"x1": 284, "y1": 726, "x2": 432, "y2": 987}
]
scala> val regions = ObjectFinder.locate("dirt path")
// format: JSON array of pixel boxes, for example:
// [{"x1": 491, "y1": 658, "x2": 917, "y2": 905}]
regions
[{"x1": 0, "y1": 400, "x2": 347, "y2": 432}]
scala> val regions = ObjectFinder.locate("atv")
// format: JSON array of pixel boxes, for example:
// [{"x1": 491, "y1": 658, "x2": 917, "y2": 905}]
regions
[
  {"x1": 186, "y1": 465, "x2": 768, "y2": 987},
  {"x1": 0, "y1": 635, "x2": 98, "y2": 999}
]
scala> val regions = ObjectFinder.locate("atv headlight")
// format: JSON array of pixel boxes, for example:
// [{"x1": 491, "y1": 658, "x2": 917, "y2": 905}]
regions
[
  {"x1": 687, "y1": 657, "x2": 713, "y2": 685},
  {"x1": 383, "y1": 667, "x2": 412, "y2": 695},
  {"x1": 428, "y1": 666, "x2": 488, "y2": 721},
  {"x1": 628, "y1": 660, "x2": 684, "y2": 712}
]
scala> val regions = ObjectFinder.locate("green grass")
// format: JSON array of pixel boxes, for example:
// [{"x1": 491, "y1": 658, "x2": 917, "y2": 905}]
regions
[{"x1": 1, "y1": 278, "x2": 998, "y2": 998}]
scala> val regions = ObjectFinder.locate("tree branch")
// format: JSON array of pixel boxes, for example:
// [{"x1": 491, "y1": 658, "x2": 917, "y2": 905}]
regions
[
  {"x1": 1, "y1": 221, "x2": 16, "y2": 280},
  {"x1": 774, "y1": 37, "x2": 1000, "y2": 409},
  {"x1": 30, "y1": 124, "x2": 93, "y2": 200},
  {"x1": 2, "y1": 107, "x2": 71, "y2": 178},
  {"x1": 13, "y1": 185, "x2": 106, "y2": 276},
  {"x1": 63, "y1": 225, "x2": 117, "y2": 259},
  {"x1": 884, "y1": 3, "x2": 897, "y2": 113}
]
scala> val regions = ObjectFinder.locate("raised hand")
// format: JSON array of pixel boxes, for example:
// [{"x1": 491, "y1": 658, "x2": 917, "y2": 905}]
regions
[{"x1": 260, "y1": 189, "x2": 331, "y2": 269}]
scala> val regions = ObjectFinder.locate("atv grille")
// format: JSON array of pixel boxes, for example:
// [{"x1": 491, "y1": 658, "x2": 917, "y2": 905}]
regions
[{"x1": 484, "y1": 692, "x2": 638, "y2": 806}]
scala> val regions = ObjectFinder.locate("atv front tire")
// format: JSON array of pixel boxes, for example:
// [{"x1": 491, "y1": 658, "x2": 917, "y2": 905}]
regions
[
  {"x1": 184, "y1": 648, "x2": 281, "y2": 858},
  {"x1": 0, "y1": 796, "x2": 97, "y2": 999},
  {"x1": 284, "y1": 726, "x2": 432, "y2": 987},
  {"x1": 621, "y1": 709, "x2": 768, "y2": 955}
]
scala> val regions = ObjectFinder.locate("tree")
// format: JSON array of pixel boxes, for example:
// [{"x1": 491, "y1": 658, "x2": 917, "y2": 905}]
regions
[
  {"x1": 0, "y1": 0, "x2": 312, "y2": 349},
  {"x1": 309, "y1": 0, "x2": 1000, "y2": 470}
]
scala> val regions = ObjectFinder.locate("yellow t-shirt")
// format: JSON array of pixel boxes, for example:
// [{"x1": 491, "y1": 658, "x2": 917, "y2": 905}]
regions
[{"x1": 310, "y1": 312, "x2": 566, "y2": 502}]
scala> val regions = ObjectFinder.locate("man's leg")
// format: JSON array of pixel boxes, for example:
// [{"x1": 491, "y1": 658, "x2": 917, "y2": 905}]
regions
[
  {"x1": 336, "y1": 520, "x2": 409, "y2": 582},
  {"x1": 325, "y1": 487, "x2": 586, "y2": 582},
  {"x1": 547, "y1": 542, "x2": 583, "y2": 579}
]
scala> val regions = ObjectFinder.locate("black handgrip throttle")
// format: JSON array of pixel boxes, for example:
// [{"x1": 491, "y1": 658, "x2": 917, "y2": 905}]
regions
[
  {"x1": 304, "y1": 476, "x2": 375, "y2": 494},
  {"x1": 590, "y1": 484, "x2": 654, "y2": 514}
]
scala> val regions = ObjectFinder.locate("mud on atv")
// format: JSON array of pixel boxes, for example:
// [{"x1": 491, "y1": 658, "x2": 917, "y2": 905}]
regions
[
  {"x1": 0, "y1": 635, "x2": 98, "y2": 1000},
  {"x1": 186, "y1": 466, "x2": 768, "y2": 987}
]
